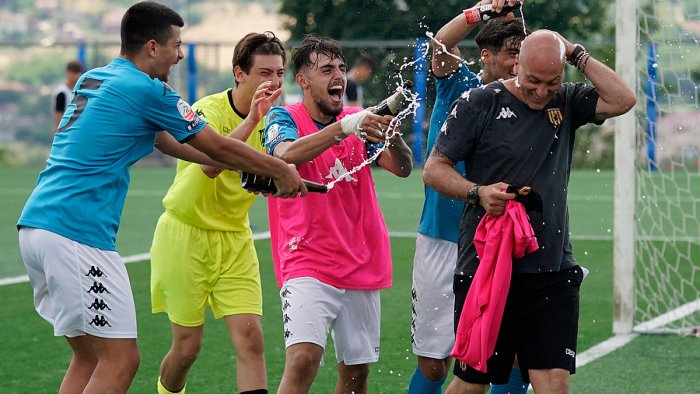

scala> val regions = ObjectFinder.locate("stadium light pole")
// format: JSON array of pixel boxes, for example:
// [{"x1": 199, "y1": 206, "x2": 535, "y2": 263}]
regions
[{"x1": 613, "y1": 0, "x2": 638, "y2": 335}]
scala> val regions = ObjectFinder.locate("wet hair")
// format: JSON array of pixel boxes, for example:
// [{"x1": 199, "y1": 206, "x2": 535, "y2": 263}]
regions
[
  {"x1": 66, "y1": 60, "x2": 84, "y2": 74},
  {"x1": 291, "y1": 34, "x2": 345, "y2": 74},
  {"x1": 353, "y1": 53, "x2": 377, "y2": 72},
  {"x1": 475, "y1": 19, "x2": 530, "y2": 53},
  {"x1": 120, "y1": 2, "x2": 184, "y2": 56},
  {"x1": 232, "y1": 31, "x2": 286, "y2": 76}
]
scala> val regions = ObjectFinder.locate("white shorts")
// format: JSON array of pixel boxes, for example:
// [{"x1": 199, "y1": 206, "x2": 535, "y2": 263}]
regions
[
  {"x1": 18, "y1": 228, "x2": 137, "y2": 338},
  {"x1": 280, "y1": 277, "x2": 380, "y2": 365},
  {"x1": 411, "y1": 233, "x2": 456, "y2": 359}
]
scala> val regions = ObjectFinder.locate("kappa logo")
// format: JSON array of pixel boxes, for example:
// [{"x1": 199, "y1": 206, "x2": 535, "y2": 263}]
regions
[
  {"x1": 85, "y1": 266, "x2": 106, "y2": 278},
  {"x1": 283, "y1": 314, "x2": 292, "y2": 324},
  {"x1": 496, "y1": 106, "x2": 517, "y2": 120},
  {"x1": 87, "y1": 281, "x2": 110, "y2": 294},
  {"x1": 89, "y1": 314, "x2": 112, "y2": 327},
  {"x1": 88, "y1": 298, "x2": 111, "y2": 311},
  {"x1": 284, "y1": 328, "x2": 292, "y2": 339},
  {"x1": 565, "y1": 348, "x2": 576, "y2": 358},
  {"x1": 282, "y1": 299, "x2": 291, "y2": 311},
  {"x1": 281, "y1": 288, "x2": 291, "y2": 297},
  {"x1": 325, "y1": 158, "x2": 358, "y2": 183}
]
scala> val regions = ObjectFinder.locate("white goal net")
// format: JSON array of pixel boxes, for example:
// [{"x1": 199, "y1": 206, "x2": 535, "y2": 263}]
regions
[{"x1": 616, "y1": 0, "x2": 700, "y2": 335}]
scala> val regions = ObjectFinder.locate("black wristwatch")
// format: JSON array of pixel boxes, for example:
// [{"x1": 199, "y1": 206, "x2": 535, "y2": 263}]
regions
[{"x1": 467, "y1": 184, "x2": 481, "y2": 206}]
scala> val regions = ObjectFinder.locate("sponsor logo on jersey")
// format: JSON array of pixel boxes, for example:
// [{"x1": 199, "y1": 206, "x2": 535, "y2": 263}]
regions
[
  {"x1": 325, "y1": 158, "x2": 358, "y2": 183},
  {"x1": 177, "y1": 99, "x2": 196, "y2": 122},
  {"x1": 186, "y1": 117, "x2": 201, "y2": 131},
  {"x1": 496, "y1": 106, "x2": 517, "y2": 120},
  {"x1": 547, "y1": 108, "x2": 563, "y2": 126}
]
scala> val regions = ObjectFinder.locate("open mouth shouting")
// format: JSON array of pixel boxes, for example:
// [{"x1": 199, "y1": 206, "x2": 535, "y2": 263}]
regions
[{"x1": 328, "y1": 81, "x2": 344, "y2": 104}]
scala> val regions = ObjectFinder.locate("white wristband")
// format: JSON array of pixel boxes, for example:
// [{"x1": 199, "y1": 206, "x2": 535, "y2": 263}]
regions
[{"x1": 340, "y1": 110, "x2": 370, "y2": 136}]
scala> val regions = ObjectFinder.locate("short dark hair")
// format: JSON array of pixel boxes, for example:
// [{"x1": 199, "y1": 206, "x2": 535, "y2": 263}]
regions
[
  {"x1": 475, "y1": 19, "x2": 530, "y2": 53},
  {"x1": 66, "y1": 60, "x2": 84, "y2": 74},
  {"x1": 232, "y1": 31, "x2": 286, "y2": 76},
  {"x1": 353, "y1": 53, "x2": 377, "y2": 72},
  {"x1": 291, "y1": 34, "x2": 345, "y2": 74},
  {"x1": 120, "y1": 2, "x2": 184, "y2": 56}
]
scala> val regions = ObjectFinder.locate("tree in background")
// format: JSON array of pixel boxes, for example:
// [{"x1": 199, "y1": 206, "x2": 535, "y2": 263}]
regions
[
  {"x1": 279, "y1": 0, "x2": 613, "y2": 41},
  {"x1": 279, "y1": 0, "x2": 615, "y2": 166}
]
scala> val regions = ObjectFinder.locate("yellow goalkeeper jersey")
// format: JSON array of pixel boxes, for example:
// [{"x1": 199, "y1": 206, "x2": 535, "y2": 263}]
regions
[{"x1": 162, "y1": 89, "x2": 266, "y2": 231}]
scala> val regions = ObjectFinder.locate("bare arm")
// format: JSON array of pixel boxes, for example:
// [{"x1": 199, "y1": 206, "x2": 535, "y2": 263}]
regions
[
  {"x1": 424, "y1": 147, "x2": 473, "y2": 201},
  {"x1": 186, "y1": 125, "x2": 307, "y2": 197},
  {"x1": 200, "y1": 84, "x2": 282, "y2": 178},
  {"x1": 583, "y1": 56, "x2": 637, "y2": 120},
  {"x1": 424, "y1": 146, "x2": 513, "y2": 216},
  {"x1": 560, "y1": 36, "x2": 637, "y2": 120},
  {"x1": 432, "y1": 0, "x2": 517, "y2": 77},
  {"x1": 227, "y1": 82, "x2": 282, "y2": 141},
  {"x1": 432, "y1": 9, "x2": 479, "y2": 77},
  {"x1": 155, "y1": 131, "x2": 227, "y2": 167},
  {"x1": 273, "y1": 112, "x2": 391, "y2": 165},
  {"x1": 376, "y1": 132, "x2": 413, "y2": 178}
]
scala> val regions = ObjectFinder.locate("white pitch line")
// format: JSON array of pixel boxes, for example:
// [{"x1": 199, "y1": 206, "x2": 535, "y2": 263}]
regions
[
  {"x1": 0, "y1": 229, "x2": 673, "y2": 370},
  {"x1": 0, "y1": 275, "x2": 29, "y2": 286},
  {"x1": 633, "y1": 299, "x2": 700, "y2": 332},
  {"x1": 576, "y1": 333, "x2": 638, "y2": 367},
  {"x1": 1, "y1": 232, "x2": 275, "y2": 287}
]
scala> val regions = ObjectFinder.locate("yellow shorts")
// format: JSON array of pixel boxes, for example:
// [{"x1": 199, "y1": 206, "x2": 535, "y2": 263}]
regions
[{"x1": 150, "y1": 212, "x2": 262, "y2": 327}]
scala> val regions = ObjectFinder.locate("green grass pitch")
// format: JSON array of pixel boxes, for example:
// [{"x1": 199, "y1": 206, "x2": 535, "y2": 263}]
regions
[{"x1": 0, "y1": 167, "x2": 698, "y2": 392}]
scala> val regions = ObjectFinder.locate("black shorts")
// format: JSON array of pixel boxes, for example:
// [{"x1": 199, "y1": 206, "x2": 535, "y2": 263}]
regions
[{"x1": 452, "y1": 265, "x2": 583, "y2": 384}]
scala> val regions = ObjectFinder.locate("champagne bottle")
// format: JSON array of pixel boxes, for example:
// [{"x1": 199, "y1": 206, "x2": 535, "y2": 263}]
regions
[
  {"x1": 240, "y1": 172, "x2": 328, "y2": 193},
  {"x1": 372, "y1": 80, "x2": 412, "y2": 116},
  {"x1": 464, "y1": 1, "x2": 522, "y2": 25}
]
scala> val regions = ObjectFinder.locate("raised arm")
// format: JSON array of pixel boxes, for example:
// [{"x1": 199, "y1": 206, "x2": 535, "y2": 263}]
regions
[
  {"x1": 198, "y1": 83, "x2": 282, "y2": 178},
  {"x1": 561, "y1": 36, "x2": 637, "y2": 120},
  {"x1": 432, "y1": 0, "x2": 518, "y2": 77}
]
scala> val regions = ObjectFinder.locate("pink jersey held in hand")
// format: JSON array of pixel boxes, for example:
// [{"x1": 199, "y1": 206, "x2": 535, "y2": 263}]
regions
[{"x1": 451, "y1": 200, "x2": 539, "y2": 372}]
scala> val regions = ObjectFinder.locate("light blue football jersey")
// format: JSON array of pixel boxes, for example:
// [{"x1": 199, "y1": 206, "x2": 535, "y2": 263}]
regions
[
  {"x1": 18, "y1": 57, "x2": 206, "y2": 250},
  {"x1": 418, "y1": 64, "x2": 479, "y2": 243}
]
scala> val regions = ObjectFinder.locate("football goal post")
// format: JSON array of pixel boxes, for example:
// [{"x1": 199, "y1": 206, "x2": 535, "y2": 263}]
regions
[{"x1": 614, "y1": 0, "x2": 700, "y2": 336}]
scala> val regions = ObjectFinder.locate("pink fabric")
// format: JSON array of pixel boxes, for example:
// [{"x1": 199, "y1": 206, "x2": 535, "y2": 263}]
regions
[
  {"x1": 267, "y1": 103, "x2": 392, "y2": 290},
  {"x1": 450, "y1": 200, "x2": 539, "y2": 372}
]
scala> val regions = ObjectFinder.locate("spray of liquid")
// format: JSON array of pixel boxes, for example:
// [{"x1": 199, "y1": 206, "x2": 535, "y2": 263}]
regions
[
  {"x1": 322, "y1": 4, "x2": 528, "y2": 191},
  {"x1": 325, "y1": 77, "x2": 421, "y2": 191}
]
